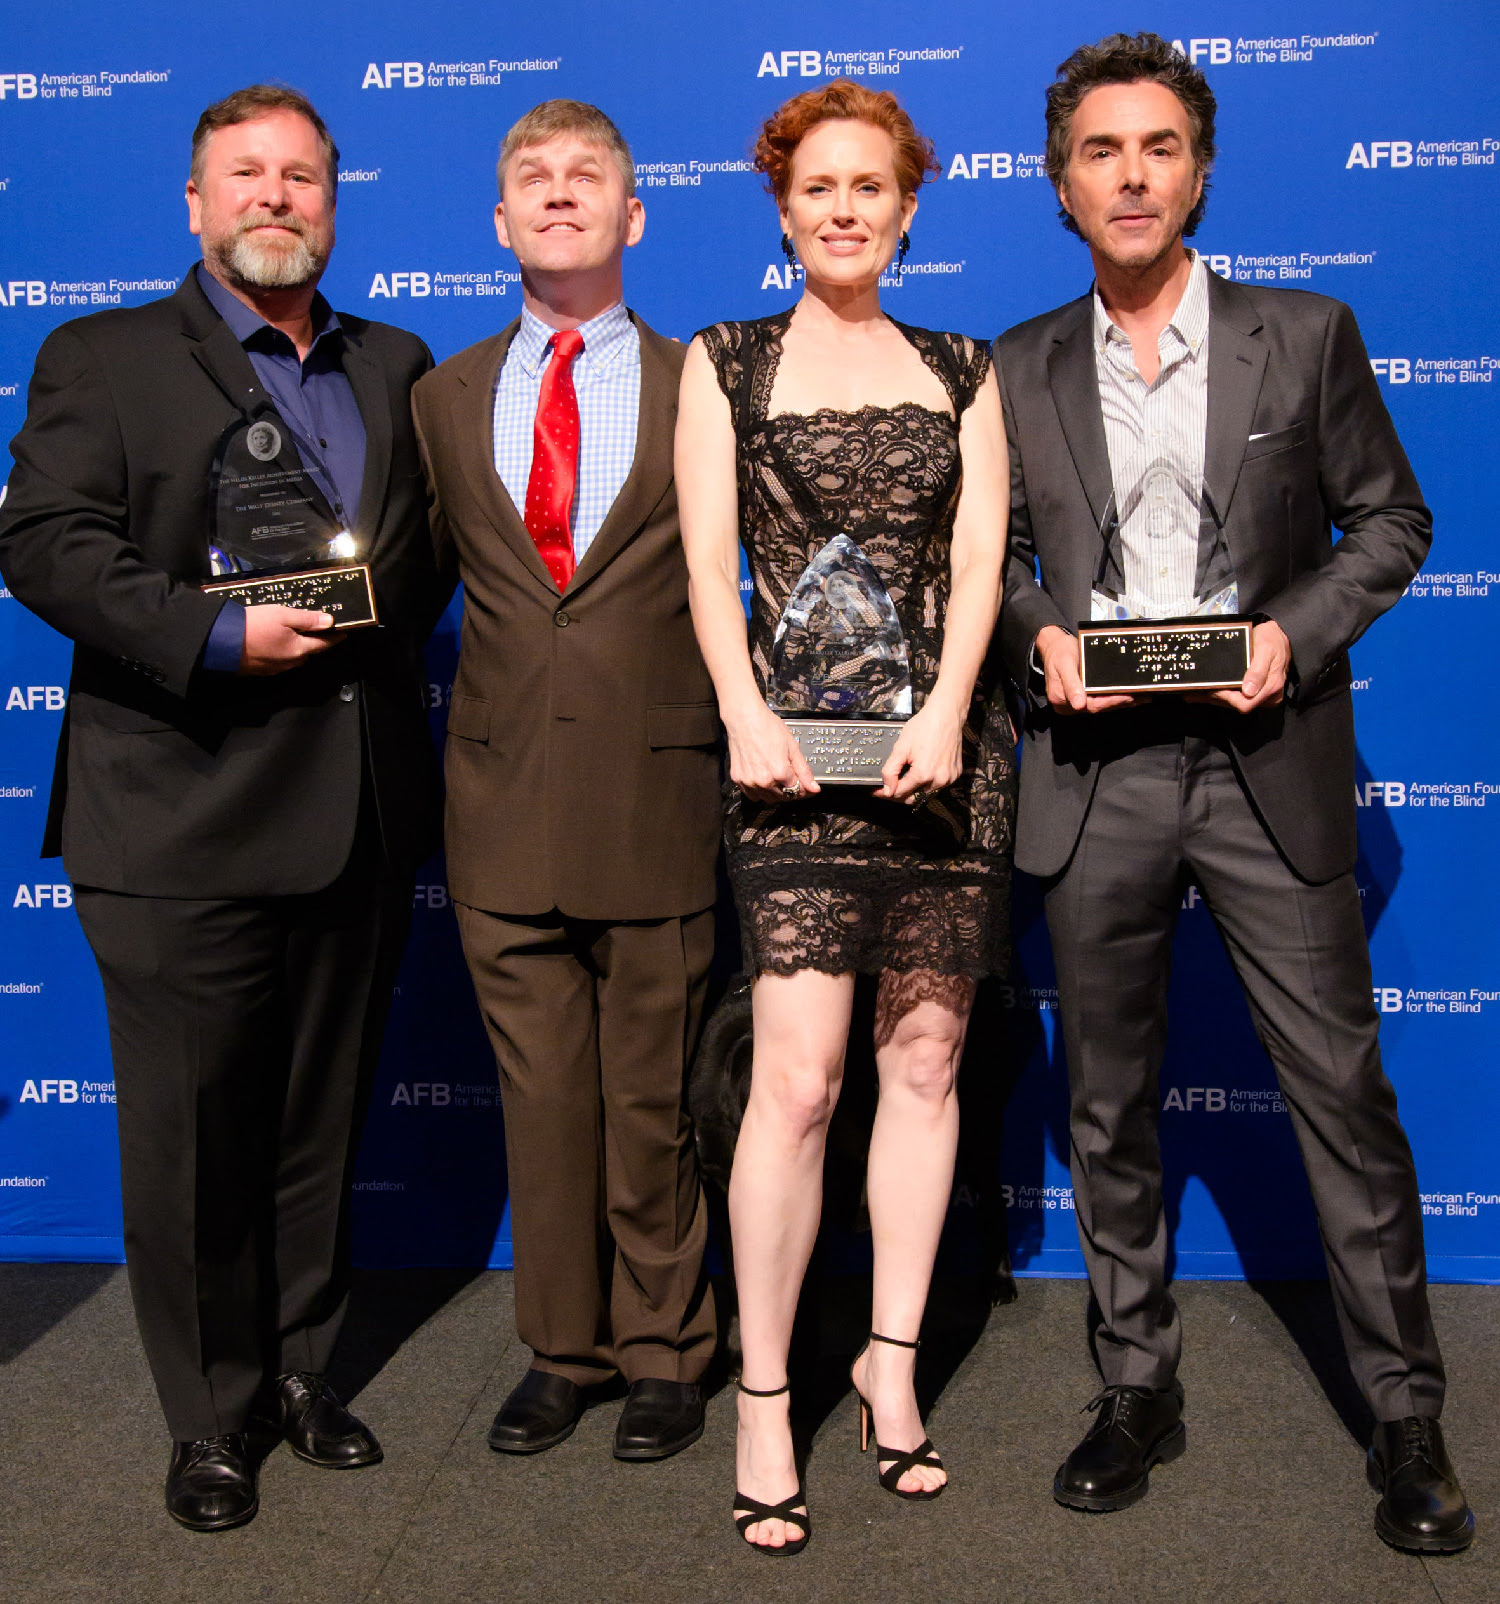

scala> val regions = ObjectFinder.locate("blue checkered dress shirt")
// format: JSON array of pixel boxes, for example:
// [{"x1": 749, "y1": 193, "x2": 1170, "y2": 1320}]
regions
[{"x1": 493, "y1": 302, "x2": 641, "y2": 566}]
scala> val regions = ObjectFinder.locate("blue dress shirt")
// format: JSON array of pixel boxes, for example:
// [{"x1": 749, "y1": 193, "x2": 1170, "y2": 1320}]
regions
[
  {"x1": 195, "y1": 265, "x2": 369, "y2": 672},
  {"x1": 493, "y1": 302, "x2": 640, "y2": 567}
]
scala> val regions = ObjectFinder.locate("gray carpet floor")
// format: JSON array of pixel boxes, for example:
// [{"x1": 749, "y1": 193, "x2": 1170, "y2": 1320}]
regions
[{"x1": 0, "y1": 1265, "x2": 1493, "y2": 1603}]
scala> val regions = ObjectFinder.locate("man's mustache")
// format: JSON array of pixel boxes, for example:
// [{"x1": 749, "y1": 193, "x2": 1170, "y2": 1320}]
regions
[{"x1": 233, "y1": 210, "x2": 311, "y2": 238}]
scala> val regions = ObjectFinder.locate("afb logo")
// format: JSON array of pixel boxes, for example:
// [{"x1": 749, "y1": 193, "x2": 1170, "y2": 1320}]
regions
[
  {"x1": 390, "y1": 1082, "x2": 451, "y2": 1106},
  {"x1": 0, "y1": 74, "x2": 39, "y2": 100},
  {"x1": 1346, "y1": 142, "x2": 1413, "y2": 169},
  {"x1": 5, "y1": 685, "x2": 65, "y2": 710},
  {"x1": 369, "y1": 272, "x2": 432, "y2": 299},
  {"x1": 12, "y1": 884, "x2": 72, "y2": 909},
  {"x1": 18, "y1": 1078, "x2": 78, "y2": 1103},
  {"x1": 1169, "y1": 39, "x2": 1232, "y2": 64},
  {"x1": 1162, "y1": 1087, "x2": 1226, "y2": 1111},
  {"x1": 0, "y1": 281, "x2": 48, "y2": 308},
  {"x1": 758, "y1": 50, "x2": 823, "y2": 78},
  {"x1": 362, "y1": 62, "x2": 425, "y2": 88}
]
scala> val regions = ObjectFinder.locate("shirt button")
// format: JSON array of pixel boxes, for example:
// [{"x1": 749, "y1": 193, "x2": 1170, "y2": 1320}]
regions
[
  {"x1": 554, "y1": 611, "x2": 570, "y2": 628},
  {"x1": 339, "y1": 684, "x2": 356, "y2": 703}
]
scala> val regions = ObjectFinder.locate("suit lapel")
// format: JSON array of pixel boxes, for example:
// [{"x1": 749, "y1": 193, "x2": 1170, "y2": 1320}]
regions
[
  {"x1": 186, "y1": 311, "x2": 262, "y2": 415},
  {"x1": 1045, "y1": 298, "x2": 1114, "y2": 532},
  {"x1": 451, "y1": 321, "x2": 561, "y2": 593},
  {"x1": 1203, "y1": 273, "x2": 1268, "y2": 529},
  {"x1": 566, "y1": 314, "x2": 675, "y2": 594},
  {"x1": 339, "y1": 333, "x2": 395, "y2": 544}
]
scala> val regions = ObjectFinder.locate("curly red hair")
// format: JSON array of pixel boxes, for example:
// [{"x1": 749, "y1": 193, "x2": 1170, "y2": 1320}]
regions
[{"x1": 754, "y1": 79, "x2": 940, "y2": 202}]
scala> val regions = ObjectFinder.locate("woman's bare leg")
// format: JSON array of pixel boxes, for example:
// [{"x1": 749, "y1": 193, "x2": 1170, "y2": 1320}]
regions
[
  {"x1": 852, "y1": 970, "x2": 975, "y2": 1494},
  {"x1": 730, "y1": 967, "x2": 854, "y2": 1548}
]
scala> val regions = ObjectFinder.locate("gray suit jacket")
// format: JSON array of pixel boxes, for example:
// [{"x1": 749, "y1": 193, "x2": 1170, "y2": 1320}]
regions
[{"x1": 996, "y1": 271, "x2": 1430, "y2": 884}]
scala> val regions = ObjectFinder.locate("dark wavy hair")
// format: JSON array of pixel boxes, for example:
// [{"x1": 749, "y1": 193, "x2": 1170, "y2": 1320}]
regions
[{"x1": 1044, "y1": 32, "x2": 1217, "y2": 238}]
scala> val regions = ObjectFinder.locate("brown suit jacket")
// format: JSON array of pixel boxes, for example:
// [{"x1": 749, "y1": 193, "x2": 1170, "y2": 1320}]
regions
[{"x1": 411, "y1": 312, "x2": 721, "y2": 921}]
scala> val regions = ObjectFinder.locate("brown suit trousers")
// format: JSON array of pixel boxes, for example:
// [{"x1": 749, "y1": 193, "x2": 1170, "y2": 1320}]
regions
[
  {"x1": 457, "y1": 907, "x2": 715, "y2": 1383},
  {"x1": 412, "y1": 314, "x2": 719, "y2": 1383}
]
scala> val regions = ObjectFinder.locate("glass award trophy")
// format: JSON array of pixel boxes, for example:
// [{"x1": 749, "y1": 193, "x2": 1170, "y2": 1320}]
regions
[
  {"x1": 1078, "y1": 490, "x2": 1249, "y2": 693},
  {"x1": 767, "y1": 534, "x2": 912, "y2": 783},
  {"x1": 200, "y1": 411, "x2": 377, "y2": 627}
]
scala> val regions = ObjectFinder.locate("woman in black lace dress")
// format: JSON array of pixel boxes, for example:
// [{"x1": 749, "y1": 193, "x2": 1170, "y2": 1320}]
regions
[{"x1": 676, "y1": 82, "x2": 1014, "y2": 1554}]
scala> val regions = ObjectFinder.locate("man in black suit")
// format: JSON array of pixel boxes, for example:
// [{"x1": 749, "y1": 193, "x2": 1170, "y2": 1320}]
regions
[
  {"x1": 996, "y1": 34, "x2": 1472, "y2": 1551},
  {"x1": 0, "y1": 85, "x2": 447, "y2": 1530}
]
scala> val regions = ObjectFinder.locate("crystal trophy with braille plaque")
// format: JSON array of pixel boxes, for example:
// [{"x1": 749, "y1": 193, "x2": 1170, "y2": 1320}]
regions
[
  {"x1": 200, "y1": 410, "x2": 377, "y2": 627},
  {"x1": 1078, "y1": 489, "x2": 1249, "y2": 693},
  {"x1": 766, "y1": 534, "x2": 912, "y2": 784}
]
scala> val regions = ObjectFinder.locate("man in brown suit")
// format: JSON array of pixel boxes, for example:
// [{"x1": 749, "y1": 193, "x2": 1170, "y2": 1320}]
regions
[{"x1": 411, "y1": 100, "x2": 720, "y2": 1460}]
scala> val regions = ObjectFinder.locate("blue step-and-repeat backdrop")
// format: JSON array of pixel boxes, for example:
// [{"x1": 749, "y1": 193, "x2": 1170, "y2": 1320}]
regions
[{"x1": 2, "y1": 2, "x2": 1497, "y2": 1281}]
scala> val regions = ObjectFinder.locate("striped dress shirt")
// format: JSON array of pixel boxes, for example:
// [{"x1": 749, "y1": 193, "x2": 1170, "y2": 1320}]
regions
[
  {"x1": 493, "y1": 301, "x2": 641, "y2": 566},
  {"x1": 1091, "y1": 251, "x2": 1235, "y2": 620}
]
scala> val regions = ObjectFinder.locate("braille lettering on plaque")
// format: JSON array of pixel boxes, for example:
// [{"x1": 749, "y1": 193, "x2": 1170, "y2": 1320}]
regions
[
  {"x1": 779, "y1": 718, "x2": 902, "y2": 784},
  {"x1": 1078, "y1": 620, "x2": 1252, "y2": 695},
  {"x1": 203, "y1": 563, "x2": 379, "y2": 628}
]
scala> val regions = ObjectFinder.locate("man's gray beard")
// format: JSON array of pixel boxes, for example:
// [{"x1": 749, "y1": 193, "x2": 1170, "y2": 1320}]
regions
[{"x1": 215, "y1": 228, "x2": 329, "y2": 290}]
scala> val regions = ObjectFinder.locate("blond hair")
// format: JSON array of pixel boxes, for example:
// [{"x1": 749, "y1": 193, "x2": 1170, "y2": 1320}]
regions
[{"x1": 496, "y1": 99, "x2": 635, "y2": 196}]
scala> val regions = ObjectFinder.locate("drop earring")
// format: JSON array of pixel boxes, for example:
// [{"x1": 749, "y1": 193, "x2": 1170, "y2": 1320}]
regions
[
  {"x1": 895, "y1": 231, "x2": 911, "y2": 282},
  {"x1": 780, "y1": 232, "x2": 798, "y2": 266}
]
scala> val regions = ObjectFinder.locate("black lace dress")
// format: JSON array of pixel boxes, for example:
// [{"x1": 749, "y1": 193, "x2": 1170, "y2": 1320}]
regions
[{"x1": 699, "y1": 311, "x2": 1015, "y2": 980}]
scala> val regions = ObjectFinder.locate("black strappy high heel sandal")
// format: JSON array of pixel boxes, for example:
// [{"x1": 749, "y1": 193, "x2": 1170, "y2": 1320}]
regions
[
  {"x1": 733, "y1": 1381, "x2": 811, "y2": 1557},
  {"x1": 850, "y1": 1332, "x2": 947, "y2": 1501}
]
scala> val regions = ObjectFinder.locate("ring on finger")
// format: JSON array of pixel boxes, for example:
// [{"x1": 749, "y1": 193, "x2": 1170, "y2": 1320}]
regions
[{"x1": 781, "y1": 780, "x2": 803, "y2": 799}]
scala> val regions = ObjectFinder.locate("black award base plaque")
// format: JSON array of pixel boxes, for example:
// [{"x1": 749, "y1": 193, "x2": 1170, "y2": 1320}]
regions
[
  {"x1": 203, "y1": 562, "x2": 378, "y2": 628},
  {"x1": 779, "y1": 717, "x2": 904, "y2": 784},
  {"x1": 1079, "y1": 617, "x2": 1252, "y2": 694}
]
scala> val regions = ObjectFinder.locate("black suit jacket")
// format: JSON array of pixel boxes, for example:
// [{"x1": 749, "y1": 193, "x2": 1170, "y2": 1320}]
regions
[
  {"x1": 996, "y1": 272, "x2": 1431, "y2": 884},
  {"x1": 0, "y1": 270, "x2": 449, "y2": 897}
]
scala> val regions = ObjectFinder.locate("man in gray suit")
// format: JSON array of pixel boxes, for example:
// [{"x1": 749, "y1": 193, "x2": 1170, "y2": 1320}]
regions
[{"x1": 996, "y1": 33, "x2": 1471, "y2": 1551}]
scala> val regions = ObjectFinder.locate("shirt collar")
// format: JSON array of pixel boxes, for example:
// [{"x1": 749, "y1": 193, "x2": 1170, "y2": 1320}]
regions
[
  {"x1": 195, "y1": 262, "x2": 341, "y2": 355},
  {"x1": 511, "y1": 300, "x2": 634, "y2": 379},
  {"x1": 1093, "y1": 248, "x2": 1208, "y2": 358}
]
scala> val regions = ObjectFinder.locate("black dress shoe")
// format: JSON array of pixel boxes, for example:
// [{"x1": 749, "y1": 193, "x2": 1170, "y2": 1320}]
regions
[
  {"x1": 275, "y1": 1372, "x2": 383, "y2": 1468},
  {"x1": 165, "y1": 1434, "x2": 259, "y2": 1531},
  {"x1": 1368, "y1": 1416, "x2": 1474, "y2": 1553},
  {"x1": 1053, "y1": 1381, "x2": 1185, "y2": 1512},
  {"x1": 613, "y1": 1379, "x2": 705, "y2": 1461},
  {"x1": 488, "y1": 1369, "x2": 586, "y2": 1454}
]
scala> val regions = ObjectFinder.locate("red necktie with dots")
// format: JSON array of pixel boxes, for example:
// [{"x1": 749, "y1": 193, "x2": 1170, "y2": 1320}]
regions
[{"x1": 523, "y1": 328, "x2": 585, "y2": 589}]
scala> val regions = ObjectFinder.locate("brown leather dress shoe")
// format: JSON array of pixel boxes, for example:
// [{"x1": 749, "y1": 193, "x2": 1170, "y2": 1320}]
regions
[
  {"x1": 487, "y1": 1369, "x2": 586, "y2": 1454},
  {"x1": 613, "y1": 1379, "x2": 705, "y2": 1461}
]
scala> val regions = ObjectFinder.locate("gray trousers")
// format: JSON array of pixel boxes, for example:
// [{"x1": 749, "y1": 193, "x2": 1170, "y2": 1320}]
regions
[{"x1": 1043, "y1": 732, "x2": 1444, "y2": 1421}]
